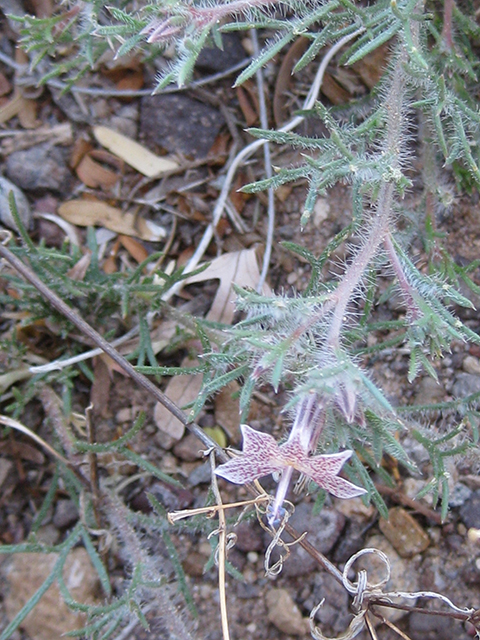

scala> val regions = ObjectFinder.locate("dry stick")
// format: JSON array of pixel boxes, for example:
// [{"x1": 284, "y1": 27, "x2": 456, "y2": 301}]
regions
[
  {"x1": 364, "y1": 613, "x2": 380, "y2": 640},
  {"x1": 0, "y1": 49, "x2": 251, "y2": 98},
  {"x1": 0, "y1": 242, "x2": 219, "y2": 455},
  {"x1": 371, "y1": 600, "x2": 477, "y2": 623},
  {"x1": 168, "y1": 495, "x2": 269, "y2": 523},
  {"x1": 210, "y1": 453, "x2": 231, "y2": 640},
  {"x1": 0, "y1": 414, "x2": 90, "y2": 489},
  {"x1": 371, "y1": 615, "x2": 413, "y2": 640}
]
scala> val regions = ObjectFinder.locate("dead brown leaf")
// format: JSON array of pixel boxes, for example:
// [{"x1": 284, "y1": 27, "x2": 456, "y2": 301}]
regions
[
  {"x1": 17, "y1": 96, "x2": 39, "y2": 129},
  {"x1": 214, "y1": 380, "x2": 241, "y2": 441},
  {"x1": 236, "y1": 80, "x2": 259, "y2": 126},
  {"x1": 102, "y1": 239, "x2": 120, "y2": 274},
  {"x1": 0, "y1": 72, "x2": 11, "y2": 97},
  {"x1": 75, "y1": 150, "x2": 122, "y2": 189},
  {"x1": 229, "y1": 173, "x2": 250, "y2": 214},
  {"x1": 0, "y1": 93, "x2": 25, "y2": 125},
  {"x1": 0, "y1": 440, "x2": 45, "y2": 465},
  {"x1": 273, "y1": 36, "x2": 309, "y2": 127},
  {"x1": 154, "y1": 356, "x2": 203, "y2": 447},
  {"x1": 185, "y1": 247, "x2": 271, "y2": 323},
  {"x1": 70, "y1": 137, "x2": 93, "y2": 169},
  {"x1": 58, "y1": 199, "x2": 166, "y2": 242},
  {"x1": 66, "y1": 251, "x2": 91, "y2": 281},
  {"x1": 352, "y1": 41, "x2": 391, "y2": 89},
  {"x1": 93, "y1": 126, "x2": 179, "y2": 177},
  {"x1": 321, "y1": 72, "x2": 352, "y2": 105},
  {"x1": 119, "y1": 235, "x2": 149, "y2": 264}
]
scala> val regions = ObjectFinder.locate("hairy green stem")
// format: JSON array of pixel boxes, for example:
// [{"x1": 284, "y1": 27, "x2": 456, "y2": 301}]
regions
[
  {"x1": 326, "y1": 49, "x2": 407, "y2": 349},
  {"x1": 326, "y1": 182, "x2": 394, "y2": 349}
]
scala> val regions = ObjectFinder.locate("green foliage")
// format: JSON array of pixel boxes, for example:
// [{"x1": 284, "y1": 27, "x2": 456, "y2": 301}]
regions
[{"x1": 4, "y1": 0, "x2": 480, "y2": 636}]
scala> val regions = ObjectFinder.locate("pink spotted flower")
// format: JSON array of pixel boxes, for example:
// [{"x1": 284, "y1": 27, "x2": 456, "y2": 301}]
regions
[{"x1": 215, "y1": 394, "x2": 366, "y2": 526}]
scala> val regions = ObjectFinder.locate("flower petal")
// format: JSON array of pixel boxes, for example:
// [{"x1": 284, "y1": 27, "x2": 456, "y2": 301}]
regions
[
  {"x1": 214, "y1": 425, "x2": 282, "y2": 485},
  {"x1": 298, "y1": 450, "x2": 366, "y2": 498},
  {"x1": 315, "y1": 473, "x2": 367, "y2": 499},
  {"x1": 281, "y1": 440, "x2": 353, "y2": 477}
]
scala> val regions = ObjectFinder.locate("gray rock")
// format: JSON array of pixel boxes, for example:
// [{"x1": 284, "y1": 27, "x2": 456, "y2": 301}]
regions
[
  {"x1": 333, "y1": 520, "x2": 367, "y2": 564},
  {"x1": 6, "y1": 143, "x2": 71, "y2": 193},
  {"x1": 408, "y1": 611, "x2": 461, "y2": 640},
  {"x1": 0, "y1": 176, "x2": 31, "y2": 231},
  {"x1": 452, "y1": 372, "x2": 480, "y2": 399},
  {"x1": 401, "y1": 435, "x2": 431, "y2": 466},
  {"x1": 304, "y1": 572, "x2": 351, "y2": 636},
  {"x1": 459, "y1": 489, "x2": 480, "y2": 529},
  {"x1": 140, "y1": 94, "x2": 225, "y2": 159},
  {"x1": 234, "y1": 520, "x2": 264, "y2": 553},
  {"x1": 278, "y1": 504, "x2": 345, "y2": 578},
  {"x1": 448, "y1": 482, "x2": 472, "y2": 507},
  {"x1": 53, "y1": 499, "x2": 78, "y2": 529},
  {"x1": 188, "y1": 461, "x2": 211, "y2": 486},
  {"x1": 414, "y1": 376, "x2": 445, "y2": 404},
  {"x1": 195, "y1": 33, "x2": 246, "y2": 72}
]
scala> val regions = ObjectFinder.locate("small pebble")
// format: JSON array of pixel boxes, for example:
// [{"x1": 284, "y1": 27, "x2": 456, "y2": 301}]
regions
[
  {"x1": 265, "y1": 588, "x2": 307, "y2": 636},
  {"x1": 235, "y1": 520, "x2": 264, "y2": 553},
  {"x1": 460, "y1": 489, "x2": 480, "y2": 529},
  {"x1": 195, "y1": 33, "x2": 246, "y2": 72},
  {"x1": 448, "y1": 482, "x2": 472, "y2": 507},
  {"x1": 468, "y1": 528, "x2": 480, "y2": 544},
  {"x1": 379, "y1": 507, "x2": 430, "y2": 558},
  {"x1": 173, "y1": 433, "x2": 203, "y2": 462},
  {"x1": 6, "y1": 143, "x2": 71, "y2": 193},
  {"x1": 53, "y1": 499, "x2": 78, "y2": 529},
  {"x1": 140, "y1": 94, "x2": 225, "y2": 159},
  {"x1": 313, "y1": 197, "x2": 330, "y2": 228},
  {"x1": 453, "y1": 373, "x2": 480, "y2": 398},
  {"x1": 463, "y1": 355, "x2": 480, "y2": 375},
  {"x1": 414, "y1": 376, "x2": 445, "y2": 404}
]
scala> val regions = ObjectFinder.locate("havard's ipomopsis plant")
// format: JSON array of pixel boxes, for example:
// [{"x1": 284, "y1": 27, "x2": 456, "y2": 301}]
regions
[
  {"x1": 163, "y1": 1, "x2": 480, "y2": 523},
  {"x1": 9, "y1": 0, "x2": 480, "y2": 636},
  {"x1": 15, "y1": 0, "x2": 480, "y2": 524}
]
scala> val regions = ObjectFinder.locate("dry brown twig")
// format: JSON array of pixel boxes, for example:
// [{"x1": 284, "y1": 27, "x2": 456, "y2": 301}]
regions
[{"x1": 209, "y1": 451, "x2": 231, "y2": 640}]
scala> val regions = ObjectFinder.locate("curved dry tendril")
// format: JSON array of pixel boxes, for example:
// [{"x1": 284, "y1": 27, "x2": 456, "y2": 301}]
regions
[
  {"x1": 310, "y1": 548, "x2": 477, "y2": 640},
  {"x1": 253, "y1": 496, "x2": 298, "y2": 577}
]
